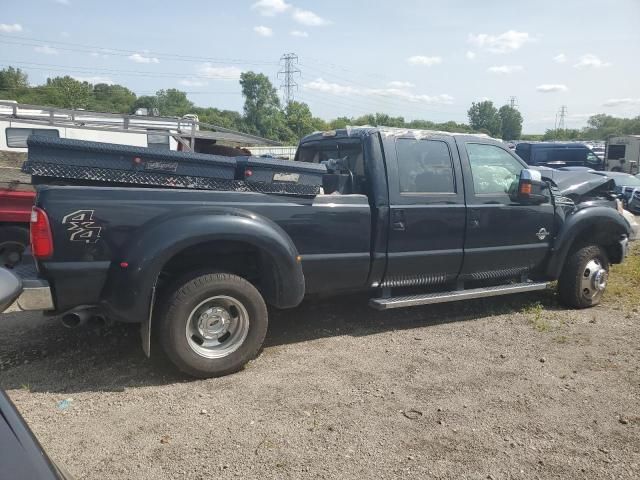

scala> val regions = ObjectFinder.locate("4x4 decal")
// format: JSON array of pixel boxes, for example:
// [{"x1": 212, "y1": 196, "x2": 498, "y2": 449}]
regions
[{"x1": 62, "y1": 210, "x2": 102, "y2": 243}]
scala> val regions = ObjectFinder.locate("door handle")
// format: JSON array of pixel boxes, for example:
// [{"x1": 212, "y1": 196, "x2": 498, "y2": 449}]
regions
[{"x1": 392, "y1": 210, "x2": 406, "y2": 231}]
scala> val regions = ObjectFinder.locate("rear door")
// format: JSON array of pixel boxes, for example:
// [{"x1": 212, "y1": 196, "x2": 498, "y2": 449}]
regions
[
  {"x1": 381, "y1": 134, "x2": 466, "y2": 288},
  {"x1": 458, "y1": 141, "x2": 555, "y2": 281}
]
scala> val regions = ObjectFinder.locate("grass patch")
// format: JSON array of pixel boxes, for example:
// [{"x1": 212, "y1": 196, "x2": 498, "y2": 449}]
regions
[
  {"x1": 606, "y1": 242, "x2": 640, "y2": 311},
  {"x1": 521, "y1": 301, "x2": 552, "y2": 332}
]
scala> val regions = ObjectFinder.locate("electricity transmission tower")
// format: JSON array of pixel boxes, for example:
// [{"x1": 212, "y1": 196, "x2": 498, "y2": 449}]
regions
[
  {"x1": 278, "y1": 53, "x2": 301, "y2": 106},
  {"x1": 557, "y1": 105, "x2": 567, "y2": 132},
  {"x1": 509, "y1": 96, "x2": 518, "y2": 109}
]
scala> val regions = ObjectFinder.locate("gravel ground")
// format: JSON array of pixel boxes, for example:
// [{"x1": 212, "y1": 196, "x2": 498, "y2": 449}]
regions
[{"x1": 1, "y1": 276, "x2": 639, "y2": 479}]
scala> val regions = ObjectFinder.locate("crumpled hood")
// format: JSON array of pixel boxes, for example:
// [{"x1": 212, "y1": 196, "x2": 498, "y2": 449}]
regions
[{"x1": 534, "y1": 168, "x2": 615, "y2": 198}]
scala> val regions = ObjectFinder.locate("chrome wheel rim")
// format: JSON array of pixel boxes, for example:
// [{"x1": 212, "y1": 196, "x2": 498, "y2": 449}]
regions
[
  {"x1": 580, "y1": 258, "x2": 608, "y2": 301},
  {"x1": 186, "y1": 295, "x2": 249, "y2": 359}
]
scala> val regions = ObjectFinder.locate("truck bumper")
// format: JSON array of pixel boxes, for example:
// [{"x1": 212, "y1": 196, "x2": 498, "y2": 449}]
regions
[{"x1": 0, "y1": 261, "x2": 54, "y2": 314}]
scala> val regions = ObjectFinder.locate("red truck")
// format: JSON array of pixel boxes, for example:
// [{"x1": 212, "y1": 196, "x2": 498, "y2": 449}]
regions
[{"x1": 0, "y1": 187, "x2": 34, "y2": 267}]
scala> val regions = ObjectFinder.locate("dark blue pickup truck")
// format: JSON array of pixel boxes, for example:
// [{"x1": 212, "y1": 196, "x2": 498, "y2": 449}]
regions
[{"x1": 0, "y1": 128, "x2": 633, "y2": 377}]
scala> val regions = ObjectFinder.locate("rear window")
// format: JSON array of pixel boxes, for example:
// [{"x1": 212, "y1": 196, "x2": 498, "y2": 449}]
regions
[
  {"x1": 607, "y1": 145, "x2": 626, "y2": 160},
  {"x1": 147, "y1": 131, "x2": 170, "y2": 150},
  {"x1": 533, "y1": 147, "x2": 586, "y2": 165},
  {"x1": 395, "y1": 138, "x2": 455, "y2": 193},
  {"x1": 6, "y1": 128, "x2": 59, "y2": 148}
]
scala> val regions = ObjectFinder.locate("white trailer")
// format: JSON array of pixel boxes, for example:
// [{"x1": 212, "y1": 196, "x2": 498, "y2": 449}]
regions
[
  {"x1": 605, "y1": 135, "x2": 640, "y2": 174},
  {"x1": 0, "y1": 101, "x2": 280, "y2": 154}
]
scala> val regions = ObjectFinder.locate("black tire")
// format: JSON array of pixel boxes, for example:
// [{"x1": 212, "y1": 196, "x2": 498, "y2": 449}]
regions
[
  {"x1": 558, "y1": 244, "x2": 610, "y2": 309},
  {"x1": 158, "y1": 272, "x2": 268, "y2": 378},
  {"x1": 0, "y1": 225, "x2": 29, "y2": 268}
]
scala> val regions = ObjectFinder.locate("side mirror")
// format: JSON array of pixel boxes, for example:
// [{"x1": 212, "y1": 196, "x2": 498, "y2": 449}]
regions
[{"x1": 510, "y1": 169, "x2": 549, "y2": 205}]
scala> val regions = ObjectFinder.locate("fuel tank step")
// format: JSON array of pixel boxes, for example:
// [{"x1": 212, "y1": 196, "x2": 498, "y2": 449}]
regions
[{"x1": 369, "y1": 282, "x2": 548, "y2": 310}]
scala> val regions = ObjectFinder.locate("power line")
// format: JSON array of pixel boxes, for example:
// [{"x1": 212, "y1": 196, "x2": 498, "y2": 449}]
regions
[
  {"x1": 0, "y1": 35, "x2": 277, "y2": 66},
  {"x1": 278, "y1": 53, "x2": 300, "y2": 106}
]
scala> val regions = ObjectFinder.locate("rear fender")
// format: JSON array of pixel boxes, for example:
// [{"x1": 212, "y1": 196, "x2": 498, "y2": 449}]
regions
[{"x1": 102, "y1": 206, "x2": 304, "y2": 326}]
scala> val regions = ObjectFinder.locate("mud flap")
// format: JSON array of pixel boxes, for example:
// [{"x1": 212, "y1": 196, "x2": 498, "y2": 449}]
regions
[{"x1": 140, "y1": 281, "x2": 157, "y2": 358}]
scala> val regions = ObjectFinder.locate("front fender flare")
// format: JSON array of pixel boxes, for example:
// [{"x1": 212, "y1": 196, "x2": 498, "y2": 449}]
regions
[
  {"x1": 101, "y1": 206, "x2": 304, "y2": 325},
  {"x1": 546, "y1": 206, "x2": 631, "y2": 278}
]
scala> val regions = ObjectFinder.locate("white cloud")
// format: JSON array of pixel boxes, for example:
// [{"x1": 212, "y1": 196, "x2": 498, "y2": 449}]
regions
[
  {"x1": 253, "y1": 25, "x2": 273, "y2": 37},
  {"x1": 0, "y1": 23, "x2": 23, "y2": 33},
  {"x1": 71, "y1": 75, "x2": 114, "y2": 85},
  {"x1": 407, "y1": 55, "x2": 442, "y2": 66},
  {"x1": 179, "y1": 79, "x2": 208, "y2": 87},
  {"x1": 603, "y1": 98, "x2": 640, "y2": 107},
  {"x1": 34, "y1": 45, "x2": 59, "y2": 55},
  {"x1": 553, "y1": 53, "x2": 566, "y2": 63},
  {"x1": 388, "y1": 81, "x2": 415, "y2": 88},
  {"x1": 290, "y1": 30, "x2": 308, "y2": 37},
  {"x1": 54, "y1": 0, "x2": 70, "y2": 5},
  {"x1": 128, "y1": 53, "x2": 159, "y2": 64},
  {"x1": 304, "y1": 78, "x2": 453, "y2": 105},
  {"x1": 468, "y1": 30, "x2": 532, "y2": 54},
  {"x1": 198, "y1": 63, "x2": 243, "y2": 80},
  {"x1": 251, "y1": 0, "x2": 290, "y2": 16},
  {"x1": 574, "y1": 54, "x2": 611, "y2": 69},
  {"x1": 487, "y1": 65, "x2": 523, "y2": 74},
  {"x1": 292, "y1": 8, "x2": 330, "y2": 26},
  {"x1": 466, "y1": 51, "x2": 476, "y2": 60},
  {"x1": 536, "y1": 84, "x2": 568, "y2": 93}
]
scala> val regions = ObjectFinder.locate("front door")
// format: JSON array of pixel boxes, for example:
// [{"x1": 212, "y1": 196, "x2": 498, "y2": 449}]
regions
[
  {"x1": 458, "y1": 141, "x2": 555, "y2": 281},
  {"x1": 382, "y1": 134, "x2": 466, "y2": 288}
]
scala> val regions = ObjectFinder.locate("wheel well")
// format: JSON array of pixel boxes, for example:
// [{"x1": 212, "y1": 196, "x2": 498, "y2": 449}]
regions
[
  {"x1": 158, "y1": 240, "x2": 280, "y2": 305},
  {"x1": 569, "y1": 224, "x2": 625, "y2": 264}
]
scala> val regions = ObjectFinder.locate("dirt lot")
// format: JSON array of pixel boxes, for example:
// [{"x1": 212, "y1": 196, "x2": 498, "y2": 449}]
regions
[{"x1": 1, "y1": 247, "x2": 639, "y2": 479}]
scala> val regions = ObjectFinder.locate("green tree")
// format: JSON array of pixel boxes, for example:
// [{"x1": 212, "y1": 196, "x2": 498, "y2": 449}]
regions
[
  {"x1": 89, "y1": 83, "x2": 137, "y2": 113},
  {"x1": 467, "y1": 101, "x2": 501, "y2": 137},
  {"x1": 0, "y1": 67, "x2": 29, "y2": 93},
  {"x1": 44, "y1": 76, "x2": 92, "y2": 109},
  {"x1": 285, "y1": 101, "x2": 317, "y2": 139},
  {"x1": 156, "y1": 89, "x2": 194, "y2": 116},
  {"x1": 239, "y1": 71, "x2": 292, "y2": 140},
  {"x1": 498, "y1": 105, "x2": 523, "y2": 140}
]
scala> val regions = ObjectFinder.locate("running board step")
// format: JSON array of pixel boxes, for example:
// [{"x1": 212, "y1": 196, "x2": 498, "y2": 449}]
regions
[{"x1": 369, "y1": 282, "x2": 548, "y2": 310}]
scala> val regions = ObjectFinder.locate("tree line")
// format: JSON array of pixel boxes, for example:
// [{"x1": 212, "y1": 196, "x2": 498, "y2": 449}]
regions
[{"x1": 1, "y1": 66, "x2": 638, "y2": 143}]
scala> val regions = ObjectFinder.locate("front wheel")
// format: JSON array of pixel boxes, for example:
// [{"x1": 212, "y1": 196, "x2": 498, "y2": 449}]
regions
[
  {"x1": 558, "y1": 244, "x2": 610, "y2": 308},
  {"x1": 158, "y1": 272, "x2": 268, "y2": 378}
]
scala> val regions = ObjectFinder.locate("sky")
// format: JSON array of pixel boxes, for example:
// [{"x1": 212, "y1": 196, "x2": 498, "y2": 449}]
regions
[{"x1": 1, "y1": 0, "x2": 639, "y2": 133}]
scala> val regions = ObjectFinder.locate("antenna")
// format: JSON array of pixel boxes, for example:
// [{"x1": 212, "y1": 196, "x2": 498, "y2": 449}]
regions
[
  {"x1": 277, "y1": 53, "x2": 301, "y2": 106},
  {"x1": 509, "y1": 96, "x2": 518, "y2": 109}
]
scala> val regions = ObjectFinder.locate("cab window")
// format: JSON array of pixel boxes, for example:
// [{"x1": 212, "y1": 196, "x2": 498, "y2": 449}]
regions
[
  {"x1": 395, "y1": 138, "x2": 455, "y2": 194},
  {"x1": 466, "y1": 143, "x2": 522, "y2": 195}
]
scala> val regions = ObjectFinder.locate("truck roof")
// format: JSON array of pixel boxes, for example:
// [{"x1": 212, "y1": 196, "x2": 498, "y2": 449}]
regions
[{"x1": 300, "y1": 126, "x2": 499, "y2": 144}]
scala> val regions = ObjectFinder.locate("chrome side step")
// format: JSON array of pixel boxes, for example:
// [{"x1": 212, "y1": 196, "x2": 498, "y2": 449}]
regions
[{"x1": 369, "y1": 282, "x2": 548, "y2": 310}]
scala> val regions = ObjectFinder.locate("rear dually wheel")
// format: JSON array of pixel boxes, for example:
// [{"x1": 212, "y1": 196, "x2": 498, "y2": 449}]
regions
[{"x1": 158, "y1": 272, "x2": 268, "y2": 378}]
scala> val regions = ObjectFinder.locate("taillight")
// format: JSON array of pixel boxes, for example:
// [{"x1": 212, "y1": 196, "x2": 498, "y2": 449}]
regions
[{"x1": 30, "y1": 207, "x2": 54, "y2": 258}]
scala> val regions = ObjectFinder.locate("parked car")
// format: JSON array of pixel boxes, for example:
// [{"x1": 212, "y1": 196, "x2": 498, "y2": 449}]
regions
[
  {"x1": 0, "y1": 129, "x2": 632, "y2": 378},
  {"x1": 0, "y1": 388, "x2": 71, "y2": 479},
  {"x1": 515, "y1": 142, "x2": 603, "y2": 170},
  {"x1": 592, "y1": 171, "x2": 640, "y2": 214}
]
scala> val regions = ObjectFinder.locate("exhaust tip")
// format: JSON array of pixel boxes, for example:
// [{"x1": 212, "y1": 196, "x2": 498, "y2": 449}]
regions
[{"x1": 60, "y1": 312, "x2": 88, "y2": 329}]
